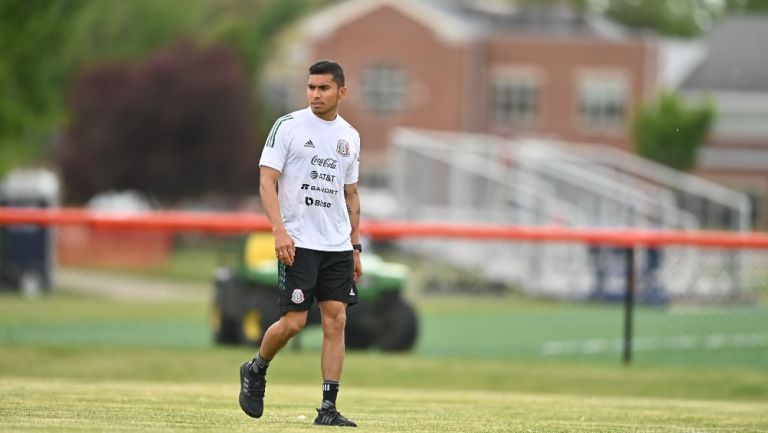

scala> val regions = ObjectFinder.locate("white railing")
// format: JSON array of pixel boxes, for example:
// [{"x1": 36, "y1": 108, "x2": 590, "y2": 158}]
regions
[{"x1": 389, "y1": 128, "x2": 752, "y2": 301}]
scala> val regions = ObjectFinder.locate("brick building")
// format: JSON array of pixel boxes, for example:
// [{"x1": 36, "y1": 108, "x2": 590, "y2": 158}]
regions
[
  {"x1": 265, "y1": 0, "x2": 767, "y2": 227},
  {"x1": 286, "y1": 0, "x2": 658, "y2": 183}
]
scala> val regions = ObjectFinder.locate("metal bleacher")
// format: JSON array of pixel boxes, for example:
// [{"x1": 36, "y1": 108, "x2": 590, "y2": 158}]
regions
[{"x1": 388, "y1": 128, "x2": 753, "y2": 301}]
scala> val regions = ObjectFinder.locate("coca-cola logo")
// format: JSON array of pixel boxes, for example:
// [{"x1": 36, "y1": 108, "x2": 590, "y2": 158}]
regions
[{"x1": 311, "y1": 156, "x2": 338, "y2": 169}]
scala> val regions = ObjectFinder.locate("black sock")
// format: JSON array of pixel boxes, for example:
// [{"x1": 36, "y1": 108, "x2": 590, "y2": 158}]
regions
[
  {"x1": 250, "y1": 352, "x2": 270, "y2": 376},
  {"x1": 322, "y1": 381, "x2": 339, "y2": 405}
]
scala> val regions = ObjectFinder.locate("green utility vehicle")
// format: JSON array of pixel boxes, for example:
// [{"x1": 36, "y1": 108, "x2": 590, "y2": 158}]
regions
[{"x1": 212, "y1": 233, "x2": 418, "y2": 351}]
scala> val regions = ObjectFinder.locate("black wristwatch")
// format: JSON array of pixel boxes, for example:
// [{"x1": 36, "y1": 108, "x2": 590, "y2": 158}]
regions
[{"x1": 352, "y1": 243, "x2": 362, "y2": 253}]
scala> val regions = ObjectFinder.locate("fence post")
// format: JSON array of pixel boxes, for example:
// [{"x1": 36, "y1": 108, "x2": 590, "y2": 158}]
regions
[{"x1": 623, "y1": 246, "x2": 636, "y2": 365}]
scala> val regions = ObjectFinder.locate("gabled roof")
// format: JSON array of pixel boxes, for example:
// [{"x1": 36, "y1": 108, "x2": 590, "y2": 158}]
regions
[
  {"x1": 301, "y1": 0, "x2": 480, "y2": 45},
  {"x1": 304, "y1": 0, "x2": 636, "y2": 44},
  {"x1": 456, "y1": 2, "x2": 632, "y2": 40},
  {"x1": 659, "y1": 39, "x2": 708, "y2": 89},
  {"x1": 681, "y1": 15, "x2": 768, "y2": 92}
]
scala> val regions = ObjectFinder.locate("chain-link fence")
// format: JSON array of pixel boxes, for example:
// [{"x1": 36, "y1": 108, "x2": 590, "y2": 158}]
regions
[
  {"x1": 1, "y1": 215, "x2": 767, "y2": 368},
  {"x1": 399, "y1": 236, "x2": 768, "y2": 367}
]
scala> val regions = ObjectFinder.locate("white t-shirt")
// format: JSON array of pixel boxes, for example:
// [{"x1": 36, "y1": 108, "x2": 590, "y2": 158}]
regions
[{"x1": 259, "y1": 107, "x2": 360, "y2": 251}]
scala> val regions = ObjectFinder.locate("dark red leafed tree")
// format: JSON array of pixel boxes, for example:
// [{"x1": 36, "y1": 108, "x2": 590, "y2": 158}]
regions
[{"x1": 58, "y1": 41, "x2": 259, "y2": 205}]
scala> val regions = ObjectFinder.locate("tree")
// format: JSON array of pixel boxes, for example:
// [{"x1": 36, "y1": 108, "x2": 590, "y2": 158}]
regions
[
  {"x1": 215, "y1": 0, "x2": 319, "y2": 130},
  {"x1": 58, "y1": 42, "x2": 259, "y2": 204},
  {"x1": 0, "y1": 0, "x2": 86, "y2": 175},
  {"x1": 0, "y1": 0, "x2": 327, "y2": 180},
  {"x1": 727, "y1": 0, "x2": 768, "y2": 13},
  {"x1": 509, "y1": 0, "x2": 764, "y2": 34},
  {"x1": 600, "y1": 0, "x2": 727, "y2": 37},
  {"x1": 632, "y1": 92, "x2": 716, "y2": 171}
]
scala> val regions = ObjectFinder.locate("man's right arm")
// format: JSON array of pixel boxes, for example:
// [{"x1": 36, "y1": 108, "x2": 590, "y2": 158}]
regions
[{"x1": 259, "y1": 166, "x2": 295, "y2": 265}]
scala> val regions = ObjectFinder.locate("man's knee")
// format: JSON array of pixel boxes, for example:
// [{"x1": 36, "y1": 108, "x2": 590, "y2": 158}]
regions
[
  {"x1": 320, "y1": 303, "x2": 347, "y2": 334},
  {"x1": 278, "y1": 311, "x2": 308, "y2": 337}
]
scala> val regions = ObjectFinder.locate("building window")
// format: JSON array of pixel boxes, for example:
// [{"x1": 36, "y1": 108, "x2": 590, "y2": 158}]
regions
[
  {"x1": 493, "y1": 78, "x2": 538, "y2": 126},
  {"x1": 578, "y1": 77, "x2": 627, "y2": 130},
  {"x1": 361, "y1": 65, "x2": 408, "y2": 114}
]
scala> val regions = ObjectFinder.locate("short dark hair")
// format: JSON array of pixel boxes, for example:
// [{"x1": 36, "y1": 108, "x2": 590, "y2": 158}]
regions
[{"x1": 309, "y1": 60, "x2": 345, "y2": 87}]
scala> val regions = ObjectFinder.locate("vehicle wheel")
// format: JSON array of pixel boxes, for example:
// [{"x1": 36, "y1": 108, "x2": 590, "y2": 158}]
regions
[
  {"x1": 239, "y1": 308, "x2": 268, "y2": 346},
  {"x1": 345, "y1": 318, "x2": 375, "y2": 349},
  {"x1": 212, "y1": 304, "x2": 240, "y2": 344},
  {"x1": 375, "y1": 298, "x2": 418, "y2": 352},
  {"x1": 212, "y1": 275, "x2": 242, "y2": 345},
  {"x1": 239, "y1": 295, "x2": 280, "y2": 347}
]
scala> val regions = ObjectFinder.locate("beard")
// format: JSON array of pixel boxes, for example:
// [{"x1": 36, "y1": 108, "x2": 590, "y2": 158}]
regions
[{"x1": 311, "y1": 100, "x2": 339, "y2": 119}]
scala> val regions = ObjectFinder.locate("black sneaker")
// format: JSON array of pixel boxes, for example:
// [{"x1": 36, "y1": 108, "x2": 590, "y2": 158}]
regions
[
  {"x1": 313, "y1": 400, "x2": 357, "y2": 427},
  {"x1": 239, "y1": 361, "x2": 266, "y2": 418}
]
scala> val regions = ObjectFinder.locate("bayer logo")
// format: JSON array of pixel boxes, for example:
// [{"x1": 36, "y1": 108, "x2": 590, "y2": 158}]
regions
[{"x1": 309, "y1": 170, "x2": 318, "y2": 179}]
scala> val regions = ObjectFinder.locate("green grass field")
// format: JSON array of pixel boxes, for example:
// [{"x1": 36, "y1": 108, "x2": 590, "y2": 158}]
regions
[
  {"x1": 3, "y1": 378, "x2": 768, "y2": 432},
  {"x1": 1, "y1": 285, "x2": 768, "y2": 432},
  {"x1": 2, "y1": 289, "x2": 766, "y2": 367},
  {"x1": 2, "y1": 346, "x2": 767, "y2": 432}
]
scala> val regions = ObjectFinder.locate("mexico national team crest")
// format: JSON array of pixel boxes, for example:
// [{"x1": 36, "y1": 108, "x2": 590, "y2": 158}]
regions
[
  {"x1": 291, "y1": 289, "x2": 305, "y2": 304},
  {"x1": 336, "y1": 139, "x2": 350, "y2": 157}
]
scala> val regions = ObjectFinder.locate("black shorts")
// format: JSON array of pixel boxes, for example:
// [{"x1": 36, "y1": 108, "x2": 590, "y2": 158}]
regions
[{"x1": 278, "y1": 247, "x2": 358, "y2": 315}]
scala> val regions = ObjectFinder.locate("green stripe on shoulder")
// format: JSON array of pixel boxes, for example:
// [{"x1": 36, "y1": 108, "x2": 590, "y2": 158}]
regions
[{"x1": 266, "y1": 114, "x2": 294, "y2": 148}]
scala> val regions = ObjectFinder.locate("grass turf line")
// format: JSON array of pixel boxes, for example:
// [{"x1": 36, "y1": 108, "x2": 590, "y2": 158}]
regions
[
  {"x1": 1, "y1": 379, "x2": 767, "y2": 433},
  {"x1": 1, "y1": 345, "x2": 767, "y2": 402}
]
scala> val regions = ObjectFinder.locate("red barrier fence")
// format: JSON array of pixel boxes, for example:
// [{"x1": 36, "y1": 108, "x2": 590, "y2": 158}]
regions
[
  {"x1": 1, "y1": 207, "x2": 768, "y2": 248},
  {"x1": 2, "y1": 207, "x2": 767, "y2": 366}
]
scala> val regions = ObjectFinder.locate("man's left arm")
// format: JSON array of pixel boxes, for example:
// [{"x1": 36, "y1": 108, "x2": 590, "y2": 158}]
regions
[{"x1": 344, "y1": 183, "x2": 362, "y2": 282}]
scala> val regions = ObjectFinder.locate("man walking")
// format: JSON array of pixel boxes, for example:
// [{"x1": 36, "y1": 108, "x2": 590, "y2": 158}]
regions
[{"x1": 239, "y1": 60, "x2": 362, "y2": 427}]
